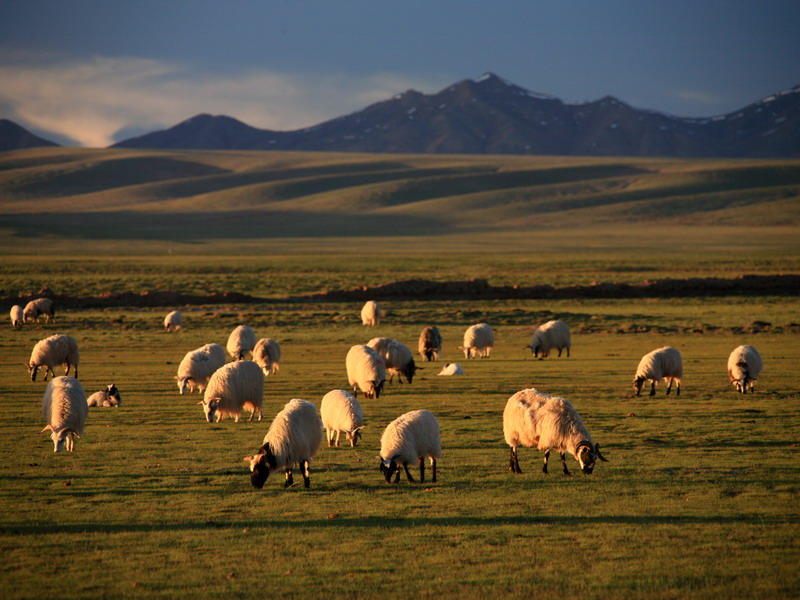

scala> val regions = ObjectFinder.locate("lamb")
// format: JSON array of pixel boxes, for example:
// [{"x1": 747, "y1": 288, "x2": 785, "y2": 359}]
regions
[
  {"x1": 379, "y1": 410, "x2": 442, "y2": 484},
  {"x1": 24, "y1": 298, "x2": 55, "y2": 324},
  {"x1": 163, "y1": 310, "x2": 182, "y2": 332},
  {"x1": 10, "y1": 305, "x2": 23, "y2": 328},
  {"x1": 632, "y1": 346, "x2": 683, "y2": 396},
  {"x1": 727, "y1": 345, "x2": 763, "y2": 394},
  {"x1": 26, "y1": 334, "x2": 80, "y2": 381},
  {"x1": 345, "y1": 344, "x2": 386, "y2": 399},
  {"x1": 227, "y1": 324, "x2": 257, "y2": 361},
  {"x1": 460, "y1": 323, "x2": 494, "y2": 359},
  {"x1": 87, "y1": 384, "x2": 121, "y2": 407},
  {"x1": 200, "y1": 360, "x2": 264, "y2": 423},
  {"x1": 367, "y1": 337, "x2": 418, "y2": 384},
  {"x1": 253, "y1": 337, "x2": 281, "y2": 376},
  {"x1": 418, "y1": 325, "x2": 442, "y2": 362},
  {"x1": 40, "y1": 376, "x2": 88, "y2": 452},
  {"x1": 437, "y1": 363, "x2": 464, "y2": 376},
  {"x1": 320, "y1": 389, "x2": 364, "y2": 447},
  {"x1": 175, "y1": 344, "x2": 226, "y2": 395},
  {"x1": 503, "y1": 387, "x2": 608, "y2": 476},
  {"x1": 244, "y1": 399, "x2": 323, "y2": 488},
  {"x1": 360, "y1": 300, "x2": 382, "y2": 326},
  {"x1": 527, "y1": 319, "x2": 571, "y2": 358}
]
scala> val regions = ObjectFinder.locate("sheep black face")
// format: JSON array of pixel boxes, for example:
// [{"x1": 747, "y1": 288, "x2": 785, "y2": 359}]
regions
[
  {"x1": 27, "y1": 363, "x2": 39, "y2": 382},
  {"x1": 380, "y1": 458, "x2": 399, "y2": 483},
  {"x1": 632, "y1": 376, "x2": 646, "y2": 396},
  {"x1": 244, "y1": 444, "x2": 276, "y2": 489},
  {"x1": 250, "y1": 460, "x2": 270, "y2": 489},
  {"x1": 576, "y1": 442, "x2": 608, "y2": 475}
]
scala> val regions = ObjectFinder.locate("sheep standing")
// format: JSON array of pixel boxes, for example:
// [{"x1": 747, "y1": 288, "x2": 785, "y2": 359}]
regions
[
  {"x1": 379, "y1": 410, "x2": 441, "y2": 484},
  {"x1": 253, "y1": 337, "x2": 281, "y2": 376},
  {"x1": 41, "y1": 376, "x2": 87, "y2": 452},
  {"x1": 24, "y1": 298, "x2": 55, "y2": 324},
  {"x1": 26, "y1": 334, "x2": 80, "y2": 381},
  {"x1": 460, "y1": 323, "x2": 494, "y2": 359},
  {"x1": 320, "y1": 389, "x2": 364, "y2": 447},
  {"x1": 360, "y1": 300, "x2": 382, "y2": 326},
  {"x1": 633, "y1": 346, "x2": 683, "y2": 396},
  {"x1": 227, "y1": 324, "x2": 257, "y2": 361},
  {"x1": 367, "y1": 337, "x2": 418, "y2": 384},
  {"x1": 175, "y1": 344, "x2": 226, "y2": 395},
  {"x1": 164, "y1": 310, "x2": 182, "y2": 332},
  {"x1": 727, "y1": 345, "x2": 763, "y2": 394},
  {"x1": 87, "y1": 384, "x2": 121, "y2": 407},
  {"x1": 200, "y1": 360, "x2": 264, "y2": 423},
  {"x1": 345, "y1": 344, "x2": 386, "y2": 399},
  {"x1": 437, "y1": 363, "x2": 464, "y2": 376},
  {"x1": 527, "y1": 320, "x2": 571, "y2": 358},
  {"x1": 10, "y1": 305, "x2": 23, "y2": 328},
  {"x1": 244, "y1": 399, "x2": 323, "y2": 488},
  {"x1": 503, "y1": 388, "x2": 607, "y2": 476},
  {"x1": 418, "y1": 325, "x2": 442, "y2": 362}
]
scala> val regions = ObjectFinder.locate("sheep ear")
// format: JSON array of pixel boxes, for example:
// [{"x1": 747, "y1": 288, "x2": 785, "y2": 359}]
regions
[{"x1": 243, "y1": 455, "x2": 253, "y2": 462}]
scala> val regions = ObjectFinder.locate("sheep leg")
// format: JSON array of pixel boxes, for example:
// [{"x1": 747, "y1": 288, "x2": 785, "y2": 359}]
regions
[
  {"x1": 284, "y1": 468, "x2": 294, "y2": 487},
  {"x1": 302, "y1": 460, "x2": 311, "y2": 488},
  {"x1": 649, "y1": 381, "x2": 656, "y2": 396},
  {"x1": 509, "y1": 447, "x2": 522, "y2": 474},
  {"x1": 542, "y1": 449, "x2": 550, "y2": 474},
  {"x1": 560, "y1": 453, "x2": 571, "y2": 476},
  {"x1": 666, "y1": 378, "x2": 674, "y2": 395},
  {"x1": 676, "y1": 380, "x2": 681, "y2": 396},
  {"x1": 402, "y1": 462, "x2": 415, "y2": 483},
  {"x1": 74, "y1": 364, "x2": 78, "y2": 379},
  {"x1": 335, "y1": 430, "x2": 341, "y2": 447},
  {"x1": 418, "y1": 457, "x2": 425, "y2": 483},
  {"x1": 431, "y1": 458, "x2": 437, "y2": 482}
]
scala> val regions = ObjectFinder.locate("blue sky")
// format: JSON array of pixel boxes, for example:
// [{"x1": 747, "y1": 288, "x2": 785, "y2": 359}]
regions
[{"x1": 2, "y1": 0, "x2": 798, "y2": 147}]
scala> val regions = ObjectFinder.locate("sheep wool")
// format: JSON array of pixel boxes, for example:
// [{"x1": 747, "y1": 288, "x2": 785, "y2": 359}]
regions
[
  {"x1": 461, "y1": 323, "x2": 494, "y2": 359},
  {"x1": 360, "y1": 300, "x2": 382, "y2": 326},
  {"x1": 227, "y1": 324, "x2": 257, "y2": 361},
  {"x1": 10, "y1": 305, "x2": 23, "y2": 328},
  {"x1": 418, "y1": 325, "x2": 442, "y2": 362},
  {"x1": 345, "y1": 344, "x2": 386, "y2": 399},
  {"x1": 320, "y1": 389, "x2": 364, "y2": 447},
  {"x1": 23, "y1": 297, "x2": 55, "y2": 324},
  {"x1": 175, "y1": 345, "x2": 226, "y2": 395},
  {"x1": 87, "y1": 384, "x2": 121, "y2": 407},
  {"x1": 201, "y1": 360, "x2": 264, "y2": 423},
  {"x1": 633, "y1": 346, "x2": 683, "y2": 396},
  {"x1": 367, "y1": 337, "x2": 417, "y2": 384},
  {"x1": 437, "y1": 363, "x2": 464, "y2": 376},
  {"x1": 379, "y1": 410, "x2": 442, "y2": 484},
  {"x1": 528, "y1": 320, "x2": 571, "y2": 358},
  {"x1": 253, "y1": 337, "x2": 281, "y2": 376},
  {"x1": 41, "y1": 376, "x2": 88, "y2": 452},
  {"x1": 727, "y1": 345, "x2": 763, "y2": 394},
  {"x1": 163, "y1": 310, "x2": 182, "y2": 332},
  {"x1": 27, "y1": 334, "x2": 80, "y2": 382}
]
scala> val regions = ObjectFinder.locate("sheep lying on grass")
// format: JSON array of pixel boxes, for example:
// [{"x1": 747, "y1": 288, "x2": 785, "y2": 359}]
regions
[
  {"x1": 418, "y1": 326, "x2": 442, "y2": 362},
  {"x1": 87, "y1": 384, "x2": 121, "y2": 407},
  {"x1": 526, "y1": 320, "x2": 571, "y2": 358},
  {"x1": 379, "y1": 410, "x2": 441, "y2": 484},
  {"x1": 367, "y1": 337, "x2": 418, "y2": 384},
  {"x1": 200, "y1": 361, "x2": 264, "y2": 423},
  {"x1": 175, "y1": 344, "x2": 226, "y2": 395},
  {"x1": 24, "y1": 298, "x2": 55, "y2": 324},
  {"x1": 727, "y1": 345, "x2": 763, "y2": 394},
  {"x1": 26, "y1": 334, "x2": 80, "y2": 381},
  {"x1": 163, "y1": 310, "x2": 182, "y2": 332},
  {"x1": 253, "y1": 338, "x2": 281, "y2": 376},
  {"x1": 633, "y1": 346, "x2": 683, "y2": 396},
  {"x1": 227, "y1": 324, "x2": 257, "y2": 361},
  {"x1": 320, "y1": 389, "x2": 364, "y2": 447},
  {"x1": 437, "y1": 363, "x2": 464, "y2": 376},
  {"x1": 460, "y1": 323, "x2": 494, "y2": 359},
  {"x1": 346, "y1": 344, "x2": 386, "y2": 399},
  {"x1": 41, "y1": 376, "x2": 87, "y2": 452},
  {"x1": 360, "y1": 300, "x2": 382, "y2": 326}
]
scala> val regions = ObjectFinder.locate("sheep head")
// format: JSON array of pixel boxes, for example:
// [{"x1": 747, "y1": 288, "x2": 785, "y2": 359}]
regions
[
  {"x1": 26, "y1": 362, "x2": 40, "y2": 381},
  {"x1": 244, "y1": 443, "x2": 276, "y2": 489},
  {"x1": 346, "y1": 426, "x2": 365, "y2": 447},
  {"x1": 575, "y1": 441, "x2": 608, "y2": 475},
  {"x1": 632, "y1": 376, "x2": 646, "y2": 396},
  {"x1": 199, "y1": 398, "x2": 219, "y2": 423},
  {"x1": 380, "y1": 455, "x2": 401, "y2": 483}
]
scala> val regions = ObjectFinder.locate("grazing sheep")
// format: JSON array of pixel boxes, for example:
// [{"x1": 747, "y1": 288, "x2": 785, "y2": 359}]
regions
[
  {"x1": 253, "y1": 337, "x2": 281, "y2": 376},
  {"x1": 437, "y1": 363, "x2": 464, "y2": 376},
  {"x1": 727, "y1": 345, "x2": 763, "y2": 394},
  {"x1": 23, "y1": 298, "x2": 55, "y2": 324},
  {"x1": 360, "y1": 300, "x2": 382, "y2": 326},
  {"x1": 460, "y1": 323, "x2": 494, "y2": 359},
  {"x1": 320, "y1": 389, "x2": 364, "y2": 447},
  {"x1": 163, "y1": 310, "x2": 182, "y2": 332},
  {"x1": 41, "y1": 376, "x2": 87, "y2": 452},
  {"x1": 10, "y1": 305, "x2": 23, "y2": 328},
  {"x1": 527, "y1": 319, "x2": 571, "y2": 358},
  {"x1": 227, "y1": 324, "x2": 257, "y2": 361},
  {"x1": 367, "y1": 337, "x2": 418, "y2": 384},
  {"x1": 379, "y1": 410, "x2": 442, "y2": 484},
  {"x1": 504, "y1": 388, "x2": 608, "y2": 476},
  {"x1": 87, "y1": 384, "x2": 121, "y2": 407},
  {"x1": 175, "y1": 344, "x2": 226, "y2": 395},
  {"x1": 244, "y1": 399, "x2": 323, "y2": 488},
  {"x1": 26, "y1": 334, "x2": 80, "y2": 381},
  {"x1": 199, "y1": 343, "x2": 226, "y2": 366},
  {"x1": 345, "y1": 344, "x2": 386, "y2": 400},
  {"x1": 633, "y1": 346, "x2": 683, "y2": 396},
  {"x1": 200, "y1": 360, "x2": 264, "y2": 423},
  {"x1": 418, "y1": 325, "x2": 442, "y2": 362}
]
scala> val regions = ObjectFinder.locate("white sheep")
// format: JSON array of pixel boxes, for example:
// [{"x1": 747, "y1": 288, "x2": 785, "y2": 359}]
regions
[
  {"x1": 418, "y1": 325, "x2": 442, "y2": 362},
  {"x1": 345, "y1": 344, "x2": 386, "y2": 399},
  {"x1": 460, "y1": 323, "x2": 494, "y2": 359},
  {"x1": 87, "y1": 384, "x2": 121, "y2": 407},
  {"x1": 727, "y1": 345, "x2": 763, "y2": 394},
  {"x1": 367, "y1": 337, "x2": 418, "y2": 384},
  {"x1": 227, "y1": 324, "x2": 257, "y2": 361},
  {"x1": 437, "y1": 363, "x2": 464, "y2": 376},
  {"x1": 633, "y1": 346, "x2": 683, "y2": 396},
  {"x1": 360, "y1": 300, "x2": 382, "y2": 326},
  {"x1": 253, "y1": 337, "x2": 281, "y2": 376},
  {"x1": 244, "y1": 399, "x2": 323, "y2": 488},
  {"x1": 379, "y1": 409, "x2": 442, "y2": 484},
  {"x1": 24, "y1": 297, "x2": 55, "y2": 324},
  {"x1": 26, "y1": 334, "x2": 80, "y2": 381},
  {"x1": 200, "y1": 360, "x2": 264, "y2": 423},
  {"x1": 41, "y1": 376, "x2": 87, "y2": 452},
  {"x1": 10, "y1": 305, "x2": 23, "y2": 328},
  {"x1": 163, "y1": 310, "x2": 182, "y2": 332},
  {"x1": 527, "y1": 319, "x2": 571, "y2": 358},
  {"x1": 199, "y1": 342, "x2": 226, "y2": 366},
  {"x1": 320, "y1": 389, "x2": 364, "y2": 447},
  {"x1": 175, "y1": 344, "x2": 226, "y2": 395},
  {"x1": 503, "y1": 387, "x2": 608, "y2": 476}
]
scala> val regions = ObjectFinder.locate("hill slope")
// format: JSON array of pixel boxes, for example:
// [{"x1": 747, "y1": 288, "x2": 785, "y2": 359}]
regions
[{"x1": 0, "y1": 119, "x2": 59, "y2": 151}]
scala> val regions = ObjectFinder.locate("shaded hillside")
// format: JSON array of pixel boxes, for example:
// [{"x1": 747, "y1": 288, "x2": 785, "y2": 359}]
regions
[{"x1": 0, "y1": 119, "x2": 59, "y2": 151}]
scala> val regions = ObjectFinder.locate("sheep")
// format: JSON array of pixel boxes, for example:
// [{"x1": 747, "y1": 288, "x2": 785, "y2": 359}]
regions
[
  {"x1": 345, "y1": 344, "x2": 386, "y2": 400},
  {"x1": 418, "y1": 325, "x2": 442, "y2": 362},
  {"x1": 175, "y1": 344, "x2": 226, "y2": 395},
  {"x1": 632, "y1": 346, "x2": 683, "y2": 396},
  {"x1": 459, "y1": 323, "x2": 494, "y2": 359},
  {"x1": 437, "y1": 363, "x2": 464, "y2": 376},
  {"x1": 199, "y1": 342, "x2": 226, "y2": 366},
  {"x1": 87, "y1": 384, "x2": 121, "y2": 407},
  {"x1": 23, "y1": 297, "x2": 55, "y2": 324},
  {"x1": 40, "y1": 376, "x2": 88, "y2": 452},
  {"x1": 320, "y1": 389, "x2": 364, "y2": 447},
  {"x1": 503, "y1": 387, "x2": 608, "y2": 476},
  {"x1": 26, "y1": 334, "x2": 80, "y2": 382},
  {"x1": 200, "y1": 360, "x2": 264, "y2": 423},
  {"x1": 243, "y1": 399, "x2": 323, "y2": 488},
  {"x1": 10, "y1": 305, "x2": 23, "y2": 328},
  {"x1": 253, "y1": 337, "x2": 281, "y2": 376},
  {"x1": 379, "y1": 410, "x2": 442, "y2": 484},
  {"x1": 526, "y1": 319, "x2": 571, "y2": 358},
  {"x1": 367, "y1": 337, "x2": 418, "y2": 384},
  {"x1": 727, "y1": 345, "x2": 763, "y2": 394},
  {"x1": 360, "y1": 300, "x2": 382, "y2": 326},
  {"x1": 227, "y1": 324, "x2": 257, "y2": 361},
  {"x1": 163, "y1": 310, "x2": 182, "y2": 332}
]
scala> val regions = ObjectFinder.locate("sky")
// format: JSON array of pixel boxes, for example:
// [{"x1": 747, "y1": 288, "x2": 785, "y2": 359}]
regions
[{"x1": 1, "y1": 0, "x2": 798, "y2": 148}]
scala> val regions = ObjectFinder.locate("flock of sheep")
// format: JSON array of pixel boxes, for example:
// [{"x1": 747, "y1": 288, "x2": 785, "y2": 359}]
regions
[{"x1": 14, "y1": 297, "x2": 764, "y2": 488}]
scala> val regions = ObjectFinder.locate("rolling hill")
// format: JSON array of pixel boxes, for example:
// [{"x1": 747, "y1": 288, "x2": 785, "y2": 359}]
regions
[{"x1": 0, "y1": 119, "x2": 59, "y2": 151}]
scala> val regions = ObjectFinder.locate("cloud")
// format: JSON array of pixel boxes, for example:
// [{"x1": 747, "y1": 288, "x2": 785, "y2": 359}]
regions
[{"x1": 670, "y1": 89, "x2": 724, "y2": 106}]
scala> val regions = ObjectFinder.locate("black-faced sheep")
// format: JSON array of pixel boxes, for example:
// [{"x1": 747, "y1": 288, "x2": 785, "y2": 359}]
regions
[
  {"x1": 418, "y1": 325, "x2": 442, "y2": 362},
  {"x1": 200, "y1": 360, "x2": 264, "y2": 423},
  {"x1": 460, "y1": 323, "x2": 494, "y2": 359},
  {"x1": 345, "y1": 344, "x2": 386, "y2": 399},
  {"x1": 320, "y1": 389, "x2": 364, "y2": 447},
  {"x1": 26, "y1": 334, "x2": 80, "y2": 381},
  {"x1": 227, "y1": 324, "x2": 257, "y2": 361},
  {"x1": 367, "y1": 337, "x2": 418, "y2": 384},
  {"x1": 253, "y1": 337, "x2": 281, "y2": 376},
  {"x1": 379, "y1": 409, "x2": 441, "y2": 484},
  {"x1": 41, "y1": 376, "x2": 87, "y2": 452},
  {"x1": 727, "y1": 345, "x2": 763, "y2": 394},
  {"x1": 87, "y1": 384, "x2": 121, "y2": 407},
  {"x1": 10, "y1": 305, "x2": 23, "y2": 328},
  {"x1": 527, "y1": 319, "x2": 571, "y2": 358},
  {"x1": 163, "y1": 310, "x2": 182, "y2": 332},
  {"x1": 360, "y1": 300, "x2": 382, "y2": 326},
  {"x1": 24, "y1": 298, "x2": 55, "y2": 324},
  {"x1": 633, "y1": 346, "x2": 683, "y2": 396}
]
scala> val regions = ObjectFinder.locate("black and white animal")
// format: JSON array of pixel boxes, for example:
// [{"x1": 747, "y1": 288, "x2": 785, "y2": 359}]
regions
[
  {"x1": 200, "y1": 360, "x2": 264, "y2": 423},
  {"x1": 26, "y1": 334, "x2": 80, "y2": 381},
  {"x1": 24, "y1": 298, "x2": 55, "y2": 324},
  {"x1": 727, "y1": 345, "x2": 763, "y2": 394},
  {"x1": 366, "y1": 337, "x2": 418, "y2": 384},
  {"x1": 526, "y1": 319, "x2": 571, "y2": 358},
  {"x1": 87, "y1": 384, "x2": 121, "y2": 407},
  {"x1": 632, "y1": 346, "x2": 683, "y2": 396},
  {"x1": 345, "y1": 344, "x2": 386, "y2": 399},
  {"x1": 379, "y1": 410, "x2": 442, "y2": 484}
]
